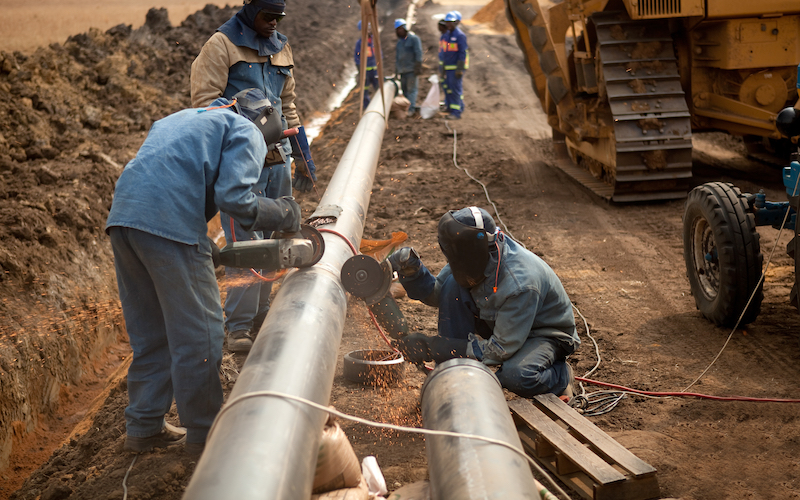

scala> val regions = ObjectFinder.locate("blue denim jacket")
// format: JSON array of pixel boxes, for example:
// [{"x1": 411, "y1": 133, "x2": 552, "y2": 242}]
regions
[
  {"x1": 395, "y1": 32, "x2": 422, "y2": 74},
  {"x1": 401, "y1": 236, "x2": 579, "y2": 364},
  {"x1": 105, "y1": 99, "x2": 284, "y2": 246}
]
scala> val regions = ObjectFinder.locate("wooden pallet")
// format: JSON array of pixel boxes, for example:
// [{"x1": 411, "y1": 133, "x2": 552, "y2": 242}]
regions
[{"x1": 509, "y1": 394, "x2": 660, "y2": 500}]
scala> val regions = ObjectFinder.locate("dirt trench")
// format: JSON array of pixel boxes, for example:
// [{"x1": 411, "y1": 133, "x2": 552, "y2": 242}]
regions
[{"x1": 4, "y1": 1, "x2": 800, "y2": 500}]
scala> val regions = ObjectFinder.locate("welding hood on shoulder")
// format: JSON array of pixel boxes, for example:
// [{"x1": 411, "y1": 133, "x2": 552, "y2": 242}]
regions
[
  {"x1": 438, "y1": 207, "x2": 498, "y2": 288},
  {"x1": 231, "y1": 88, "x2": 283, "y2": 145}
]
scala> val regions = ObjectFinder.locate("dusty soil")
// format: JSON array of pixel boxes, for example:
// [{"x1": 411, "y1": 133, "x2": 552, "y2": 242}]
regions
[{"x1": 3, "y1": 0, "x2": 800, "y2": 499}]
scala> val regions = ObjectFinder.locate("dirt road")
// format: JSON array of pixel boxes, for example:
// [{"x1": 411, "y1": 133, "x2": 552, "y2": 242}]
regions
[{"x1": 3, "y1": 0, "x2": 800, "y2": 499}]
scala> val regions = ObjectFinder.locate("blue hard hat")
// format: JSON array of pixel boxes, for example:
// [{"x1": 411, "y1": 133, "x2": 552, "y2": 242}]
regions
[
  {"x1": 452, "y1": 10, "x2": 462, "y2": 21},
  {"x1": 444, "y1": 11, "x2": 458, "y2": 22},
  {"x1": 394, "y1": 18, "x2": 407, "y2": 29}
]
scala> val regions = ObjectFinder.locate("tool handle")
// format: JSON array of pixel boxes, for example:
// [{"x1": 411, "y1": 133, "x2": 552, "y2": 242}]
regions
[{"x1": 282, "y1": 127, "x2": 300, "y2": 138}]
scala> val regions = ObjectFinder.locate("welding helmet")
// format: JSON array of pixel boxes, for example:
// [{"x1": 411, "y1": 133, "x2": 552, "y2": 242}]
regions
[
  {"x1": 231, "y1": 88, "x2": 282, "y2": 145},
  {"x1": 438, "y1": 207, "x2": 498, "y2": 288},
  {"x1": 444, "y1": 11, "x2": 459, "y2": 22},
  {"x1": 394, "y1": 18, "x2": 407, "y2": 30}
]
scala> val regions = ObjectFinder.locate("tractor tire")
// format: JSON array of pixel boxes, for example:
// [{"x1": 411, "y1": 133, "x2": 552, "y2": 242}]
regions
[{"x1": 683, "y1": 182, "x2": 763, "y2": 326}]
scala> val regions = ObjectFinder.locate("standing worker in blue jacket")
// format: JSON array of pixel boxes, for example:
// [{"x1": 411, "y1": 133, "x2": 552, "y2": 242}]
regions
[
  {"x1": 107, "y1": 89, "x2": 302, "y2": 455},
  {"x1": 355, "y1": 20, "x2": 380, "y2": 108},
  {"x1": 388, "y1": 207, "x2": 579, "y2": 398},
  {"x1": 190, "y1": 0, "x2": 317, "y2": 353},
  {"x1": 439, "y1": 11, "x2": 468, "y2": 119},
  {"x1": 394, "y1": 19, "x2": 423, "y2": 117}
]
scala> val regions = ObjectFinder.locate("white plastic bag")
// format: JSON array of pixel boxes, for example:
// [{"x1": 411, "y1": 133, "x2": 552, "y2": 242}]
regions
[
  {"x1": 361, "y1": 456, "x2": 388, "y2": 497},
  {"x1": 419, "y1": 74, "x2": 440, "y2": 119}
]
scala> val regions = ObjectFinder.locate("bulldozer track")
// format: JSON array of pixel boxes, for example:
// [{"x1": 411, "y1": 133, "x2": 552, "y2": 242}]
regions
[{"x1": 567, "y1": 12, "x2": 693, "y2": 202}]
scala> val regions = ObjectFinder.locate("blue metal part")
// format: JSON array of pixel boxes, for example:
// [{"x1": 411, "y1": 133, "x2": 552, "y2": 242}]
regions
[{"x1": 786, "y1": 161, "x2": 800, "y2": 198}]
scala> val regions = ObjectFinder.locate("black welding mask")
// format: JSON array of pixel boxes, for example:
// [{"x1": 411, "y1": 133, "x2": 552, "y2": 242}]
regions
[
  {"x1": 231, "y1": 88, "x2": 283, "y2": 145},
  {"x1": 438, "y1": 207, "x2": 497, "y2": 288}
]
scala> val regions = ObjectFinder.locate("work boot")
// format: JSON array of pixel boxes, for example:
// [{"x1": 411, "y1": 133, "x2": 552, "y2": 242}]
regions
[
  {"x1": 227, "y1": 330, "x2": 253, "y2": 353},
  {"x1": 124, "y1": 422, "x2": 187, "y2": 453},
  {"x1": 559, "y1": 363, "x2": 575, "y2": 402}
]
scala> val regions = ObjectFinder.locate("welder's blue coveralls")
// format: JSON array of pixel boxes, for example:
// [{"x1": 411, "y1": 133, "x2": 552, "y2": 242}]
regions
[
  {"x1": 106, "y1": 101, "x2": 292, "y2": 445},
  {"x1": 355, "y1": 36, "x2": 379, "y2": 107},
  {"x1": 440, "y1": 27, "x2": 468, "y2": 118},
  {"x1": 398, "y1": 235, "x2": 580, "y2": 397}
]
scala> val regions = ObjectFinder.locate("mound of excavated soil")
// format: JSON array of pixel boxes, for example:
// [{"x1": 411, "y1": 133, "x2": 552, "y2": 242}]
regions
[{"x1": 0, "y1": 2, "x2": 357, "y2": 495}]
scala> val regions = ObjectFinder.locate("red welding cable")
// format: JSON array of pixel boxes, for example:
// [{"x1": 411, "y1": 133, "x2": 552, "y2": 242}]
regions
[
  {"x1": 576, "y1": 376, "x2": 800, "y2": 403},
  {"x1": 317, "y1": 228, "x2": 400, "y2": 353}
]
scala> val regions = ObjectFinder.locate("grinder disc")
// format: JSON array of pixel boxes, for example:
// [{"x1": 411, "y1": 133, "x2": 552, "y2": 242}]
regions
[
  {"x1": 340, "y1": 255, "x2": 392, "y2": 305},
  {"x1": 275, "y1": 224, "x2": 325, "y2": 268}
]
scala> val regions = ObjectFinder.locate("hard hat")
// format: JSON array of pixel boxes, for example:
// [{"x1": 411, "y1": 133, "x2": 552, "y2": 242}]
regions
[
  {"x1": 444, "y1": 11, "x2": 458, "y2": 22},
  {"x1": 231, "y1": 88, "x2": 281, "y2": 144},
  {"x1": 394, "y1": 18, "x2": 407, "y2": 29},
  {"x1": 245, "y1": 0, "x2": 285, "y2": 15},
  {"x1": 437, "y1": 207, "x2": 498, "y2": 288},
  {"x1": 776, "y1": 107, "x2": 800, "y2": 138},
  {"x1": 452, "y1": 10, "x2": 462, "y2": 21}
]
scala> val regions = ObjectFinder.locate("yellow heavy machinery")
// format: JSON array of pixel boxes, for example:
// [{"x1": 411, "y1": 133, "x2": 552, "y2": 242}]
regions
[{"x1": 504, "y1": 0, "x2": 800, "y2": 201}]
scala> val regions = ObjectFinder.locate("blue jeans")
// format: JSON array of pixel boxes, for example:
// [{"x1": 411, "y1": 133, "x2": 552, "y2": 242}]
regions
[
  {"x1": 109, "y1": 227, "x2": 223, "y2": 444},
  {"x1": 438, "y1": 274, "x2": 572, "y2": 397},
  {"x1": 222, "y1": 159, "x2": 291, "y2": 334},
  {"x1": 399, "y1": 72, "x2": 419, "y2": 113}
]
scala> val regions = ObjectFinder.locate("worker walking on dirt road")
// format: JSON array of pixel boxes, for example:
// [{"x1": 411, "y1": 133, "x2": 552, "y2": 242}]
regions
[
  {"x1": 106, "y1": 89, "x2": 302, "y2": 454},
  {"x1": 388, "y1": 207, "x2": 579, "y2": 398},
  {"x1": 190, "y1": 0, "x2": 317, "y2": 353},
  {"x1": 394, "y1": 18, "x2": 423, "y2": 117},
  {"x1": 439, "y1": 11, "x2": 468, "y2": 119},
  {"x1": 355, "y1": 20, "x2": 380, "y2": 108}
]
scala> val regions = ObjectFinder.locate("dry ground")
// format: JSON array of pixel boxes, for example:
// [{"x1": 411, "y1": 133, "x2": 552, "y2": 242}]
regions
[{"x1": 2, "y1": 1, "x2": 800, "y2": 499}]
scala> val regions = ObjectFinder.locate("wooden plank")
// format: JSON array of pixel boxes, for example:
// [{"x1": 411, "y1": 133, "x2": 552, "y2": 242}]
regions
[
  {"x1": 532, "y1": 394, "x2": 657, "y2": 478},
  {"x1": 517, "y1": 426, "x2": 595, "y2": 500},
  {"x1": 509, "y1": 399, "x2": 626, "y2": 486}
]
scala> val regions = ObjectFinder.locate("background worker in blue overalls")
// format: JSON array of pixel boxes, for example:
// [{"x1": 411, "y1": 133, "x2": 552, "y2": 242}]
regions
[
  {"x1": 439, "y1": 11, "x2": 468, "y2": 119},
  {"x1": 190, "y1": 0, "x2": 317, "y2": 353},
  {"x1": 355, "y1": 20, "x2": 380, "y2": 108},
  {"x1": 394, "y1": 18, "x2": 423, "y2": 117}
]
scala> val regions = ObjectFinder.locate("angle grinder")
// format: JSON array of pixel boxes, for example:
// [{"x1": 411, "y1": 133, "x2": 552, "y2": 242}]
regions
[
  {"x1": 219, "y1": 224, "x2": 325, "y2": 271},
  {"x1": 340, "y1": 254, "x2": 393, "y2": 305}
]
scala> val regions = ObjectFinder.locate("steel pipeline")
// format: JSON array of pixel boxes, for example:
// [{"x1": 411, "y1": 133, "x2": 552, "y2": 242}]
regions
[
  {"x1": 183, "y1": 80, "x2": 398, "y2": 500},
  {"x1": 420, "y1": 359, "x2": 541, "y2": 500}
]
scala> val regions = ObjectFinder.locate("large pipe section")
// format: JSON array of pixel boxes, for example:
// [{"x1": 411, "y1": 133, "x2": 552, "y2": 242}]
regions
[
  {"x1": 183, "y1": 80, "x2": 397, "y2": 500},
  {"x1": 420, "y1": 359, "x2": 541, "y2": 500}
]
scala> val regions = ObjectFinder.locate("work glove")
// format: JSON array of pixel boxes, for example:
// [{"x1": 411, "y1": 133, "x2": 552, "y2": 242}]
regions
[
  {"x1": 455, "y1": 61, "x2": 465, "y2": 79},
  {"x1": 387, "y1": 247, "x2": 421, "y2": 277},
  {"x1": 289, "y1": 126, "x2": 317, "y2": 193},
  {"x1": 414, "y1": 62, "x2": 422, "y2": 76},
  {"x1": 397, "y1": 333, "x2": 432, "y2": 364},
  {"x1": 275, "y1": 196, "x2": 302, "y2": 233},
  {"x1": 428, "y1": 336, "x2": 469, "y2": 362},
  {"x1": 208, "y1": 236, "x2": 221, "y2": 268}
]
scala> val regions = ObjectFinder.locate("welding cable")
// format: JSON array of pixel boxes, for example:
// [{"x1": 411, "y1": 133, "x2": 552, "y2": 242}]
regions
[
  {"x1": 209, "y1": 390, "x2": 568, "y2": 500},
  {"x1": 577, "y1": 376, "x2": 800, "y2": 403},
  {"x1": 443, "y1": 120, "x2": 518, "y2": 242},
  {"x1": 121, "y1": 454, "x2": 137, "y2": 500},
  {"x1": 682, "y1": 171, "x2": 800, "y2": 393}
]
